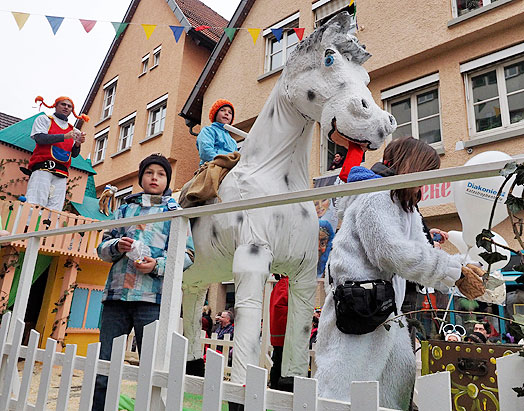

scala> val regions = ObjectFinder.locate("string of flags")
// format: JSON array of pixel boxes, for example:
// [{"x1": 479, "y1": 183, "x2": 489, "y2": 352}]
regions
[{"x1": 6, "y1": 10, "x2": 308, "y2": 44}]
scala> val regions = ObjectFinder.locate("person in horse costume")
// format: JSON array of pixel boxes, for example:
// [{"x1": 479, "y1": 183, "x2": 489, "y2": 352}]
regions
[
  {"x1": 182, "y1": 12, "x2": 396, "y2": 389},
  {"x1": 315, "y1": 137, "x2": 485, "y2": 410}
]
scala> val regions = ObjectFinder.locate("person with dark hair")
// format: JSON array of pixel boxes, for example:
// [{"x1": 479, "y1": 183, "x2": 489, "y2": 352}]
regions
[
  {"x1": 202, "y1": 305, "x2": 213, "y2": 338},
  {"x1": 328, "y1": 152, "x2": 345, "y2": 170},
  {"x1": 315, "y1": 137, "x2": 485, "y2": 408},
  {"x1": 473, "y1": 321, "x2": 491, "y2": 339}
]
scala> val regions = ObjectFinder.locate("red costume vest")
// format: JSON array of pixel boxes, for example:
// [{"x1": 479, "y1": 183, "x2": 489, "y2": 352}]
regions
[{"x1": 28, "y1": 116, "x2": 74, "y2": 177}]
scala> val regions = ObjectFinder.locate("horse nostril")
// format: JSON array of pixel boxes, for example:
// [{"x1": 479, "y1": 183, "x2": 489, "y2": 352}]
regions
[
  {"x1": 361, "y1": 99, "x2": 369, "y2": 109},
  {"x1": 389, "y1": 115, "x2": 395, "y2": 125}
]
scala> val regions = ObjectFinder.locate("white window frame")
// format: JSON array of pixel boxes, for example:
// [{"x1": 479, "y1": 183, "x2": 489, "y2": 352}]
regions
[
  {"x1": 101, "y1": 78, "x2": 117, "y2": 120},
  {"x1": 145, "y1": 94, "x2": 168, "y2": 140},
  {"x1": 313, "y1": 0, "x2": 356, "y2": 29},
  {"x1": 93, "y1": 127, "x2": 109, "y2": 165},
  {"x1": 263, "y1": 12, "x2": 300, "y2": 73},
  {"x1": 141, "y1": 54, "x2": 150, "y2": 75},
  {"x1": 463, "y1": 53, "x2": 524, "y2": 139},
  {"x1": 451, "y1": 0, "x2": 499, "y2": 18},
  {"x1": 114, "y1": 186, "x2": 133, "y2": 209},
  {"x1": 117, "y1": 112, "x2": 136, "y2": 152},
  {"x1": 381, "y1": 74, "x2": 443, "y2": 148},
  {"x1": 152, "y1": 45, "x2": 161, "y2": 68}
]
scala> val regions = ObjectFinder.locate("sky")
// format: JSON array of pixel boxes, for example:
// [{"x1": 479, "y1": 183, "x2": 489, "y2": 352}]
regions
[{"x1": 0, "y1": 0, "x2": 241, "y2": 119}]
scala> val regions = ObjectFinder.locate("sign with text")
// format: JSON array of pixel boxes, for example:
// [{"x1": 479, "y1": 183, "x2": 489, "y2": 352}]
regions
[{"x1": 419, "y1": 182, "x2": 454, "y2": 207}]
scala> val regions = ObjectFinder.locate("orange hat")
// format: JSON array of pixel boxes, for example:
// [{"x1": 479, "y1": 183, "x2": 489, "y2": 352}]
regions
[
  {"x1": 35, "y1": 96, "x2": 90, "y2": 122},
  {"x1": 209, "y1": 99, "x2": 234, "y2": 124}
]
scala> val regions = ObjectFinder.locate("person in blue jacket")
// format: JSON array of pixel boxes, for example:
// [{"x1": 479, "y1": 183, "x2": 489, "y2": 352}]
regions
[{"x1": 196, "y1": 99, "x2": 238, "y2": 165}]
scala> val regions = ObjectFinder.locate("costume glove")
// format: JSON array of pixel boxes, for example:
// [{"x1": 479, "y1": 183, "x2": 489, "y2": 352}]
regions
[{"x1": 455, "y1": 264, "x2": 486, "y2": 300}]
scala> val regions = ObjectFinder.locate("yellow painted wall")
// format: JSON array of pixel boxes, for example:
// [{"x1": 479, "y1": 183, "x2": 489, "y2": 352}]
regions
[{"x1": 35, "y1": 254, "x2": 110, "y2": 355}]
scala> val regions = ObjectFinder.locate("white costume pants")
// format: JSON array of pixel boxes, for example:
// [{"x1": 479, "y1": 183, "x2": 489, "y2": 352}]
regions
[{"x1": 26, "y1": 170, "x2": 67, "y2": 211}]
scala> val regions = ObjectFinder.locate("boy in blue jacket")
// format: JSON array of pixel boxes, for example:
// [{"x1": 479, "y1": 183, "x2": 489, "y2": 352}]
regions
[
  {"x1": 196, "y1": 99, "x2": 238, "y2": 165},
  {"x1": 92, "y1": 153, "x2": 194, "y2": 410}
]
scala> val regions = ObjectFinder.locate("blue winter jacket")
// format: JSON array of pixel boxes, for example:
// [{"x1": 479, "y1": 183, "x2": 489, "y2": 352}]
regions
[{"x1": 196, "y1": 122, "x2": 238, "y2": 165}]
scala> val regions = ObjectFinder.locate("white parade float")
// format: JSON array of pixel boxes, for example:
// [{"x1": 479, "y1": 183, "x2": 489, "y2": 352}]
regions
[{"x1": 181, "y1": 11, "x2": 396, "y2": 386}]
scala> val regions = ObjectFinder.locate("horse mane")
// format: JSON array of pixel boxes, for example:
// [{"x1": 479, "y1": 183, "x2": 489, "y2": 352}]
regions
[{"x1": 291, "y1": 12, "x2": 371, "y2": 67}]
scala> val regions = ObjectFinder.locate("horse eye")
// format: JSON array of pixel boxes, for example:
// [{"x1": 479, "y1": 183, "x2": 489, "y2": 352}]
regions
[{"x1": 324, "y1": 55, "x2": 334, "y2": 67}]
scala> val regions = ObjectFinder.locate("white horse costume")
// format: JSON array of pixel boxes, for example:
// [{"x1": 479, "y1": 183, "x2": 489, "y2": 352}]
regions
[{"x1": 182, "y1": 13, "x2": 396, "y2": 385}]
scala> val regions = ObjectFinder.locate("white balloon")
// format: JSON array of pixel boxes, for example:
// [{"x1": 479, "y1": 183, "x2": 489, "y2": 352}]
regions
[
  {"x1": 452, "y1": 151, "x2": 519, "y2": 247},
  {"x1": 447, "y1": 230, "x2": 468, "y2": 255}
]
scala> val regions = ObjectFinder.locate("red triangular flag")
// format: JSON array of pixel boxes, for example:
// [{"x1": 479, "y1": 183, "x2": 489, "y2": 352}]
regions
[
  {"x1": 294, "y1": 28, "x2": 305, "y2": 41},
  {"x1": 195, "y1": 25, "x2": 211, "y2": 32},
  {"x1": 79, "y1": 19, "x2": 96, "y2": 33}
]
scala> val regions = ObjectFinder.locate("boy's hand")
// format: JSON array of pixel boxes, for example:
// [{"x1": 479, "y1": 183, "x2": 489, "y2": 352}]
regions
[
  {"x1": 116, "y1": 237, "x2": 134, "y2": 253},
  {"x1": 134, "y1": 256, "x2": 157, "y2": 274}
]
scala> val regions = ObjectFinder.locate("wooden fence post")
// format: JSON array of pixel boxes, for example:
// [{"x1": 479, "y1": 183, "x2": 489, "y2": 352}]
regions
[
  {"x1": 202, "y1": 349, "x2": 225, "y2": 410},
  {"x1": 416, "y1": 372, "x2": 452, "y2": 411},
  {"x1": 497, "y1": 352, "x2": 524, "y2": 411}
]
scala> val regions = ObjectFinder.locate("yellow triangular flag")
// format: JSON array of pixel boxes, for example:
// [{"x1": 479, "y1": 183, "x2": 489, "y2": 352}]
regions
[
  {"x1": 142, "y1": 24, "x2": 157, "y2": 40},
  {"x1": 247, "y1": 28, "x2": 261, "y2": 45},
  {"x1": 12, "y1": 12, "x2": 30, "y2": 30}
]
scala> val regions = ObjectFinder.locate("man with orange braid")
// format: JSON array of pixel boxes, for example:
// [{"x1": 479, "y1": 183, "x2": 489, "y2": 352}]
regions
[{"x1": 25, "y1": 96, "x2": 89, "y2": 210}]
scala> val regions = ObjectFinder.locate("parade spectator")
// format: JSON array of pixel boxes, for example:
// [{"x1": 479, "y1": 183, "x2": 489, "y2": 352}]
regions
[
  {"x1": 196, "y1": 99, "x2": 238, "y2": 165},
  {"x1": 328, "y1": 152, "x2": 345, "y2": 170},
  {"x1": 26, "y1": 96, "x2": 89, "y2": 210},
  {"x1": 202, "y1": 305, "x2": 213, "y2": 338},
  {"x1": 216, "y1": 310, "x2": 234, "y2": 341},
  {"x1": 473, "y1": 321, "x2": 491, "y2": 339},
  {"x1": 92, "y1": 154, "x2": 194, "y2": 411}
]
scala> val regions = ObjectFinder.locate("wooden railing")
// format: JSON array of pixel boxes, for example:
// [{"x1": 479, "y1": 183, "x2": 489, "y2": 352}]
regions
[{"x1": 0, "y1": 200, "x2": 103, "y2": 259}]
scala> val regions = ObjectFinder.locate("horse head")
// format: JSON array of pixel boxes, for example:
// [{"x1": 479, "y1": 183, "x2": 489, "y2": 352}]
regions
[{"x1": 282, "y1": 12, "x2": 396, "y2": 150}]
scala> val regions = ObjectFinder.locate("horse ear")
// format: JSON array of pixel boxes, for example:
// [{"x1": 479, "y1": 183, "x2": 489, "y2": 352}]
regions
[{"x1": 321, "y1": 12, "x2": 371, "y2": 65}]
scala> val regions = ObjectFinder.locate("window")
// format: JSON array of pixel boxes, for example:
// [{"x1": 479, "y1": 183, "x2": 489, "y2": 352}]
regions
[
  {"x1": 263, "y1": 13, "x2": 300, "y2": 73},
  {"x1": 141, "y1": 54, "x2": 149, "y2": 75},
  {"x1": 313, "y1": 0, "x2": 357, "y2": 29},
  {"x1": 145, "y1": 94, "x2": 168, "y2": 139},
  {"x1": 114, "y1": 186, "x2": 133, "y2": 209},
  {"x1": 101, "y1": 77, "x2": 117, "y2": 119},
  {"x1": 465, "y1": 56, "x2": 524, "y2": 136},
  {"x1": 152, "y1": 45, "x2": 161, "y2": 68},
  {"x1": 117, "y1": 112, "x2": 136, "y2": 152},
  {"x1": 452, "y1": 0, "x2": 499, "y2": 17},
  {"x1": 381, "y1": 73, "x2": 442, "y2": 147},
  {"x1": 67, "y1": 285, "x2": 104, "y2": 331},
  {"x1": 93, "y1": 128, "x2": 109, "y2": 164}
]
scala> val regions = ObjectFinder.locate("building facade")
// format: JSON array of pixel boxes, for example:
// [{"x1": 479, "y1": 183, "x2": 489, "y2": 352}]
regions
[{"x1": 78, "y1": 0, "x2": 228, "y2": 203}]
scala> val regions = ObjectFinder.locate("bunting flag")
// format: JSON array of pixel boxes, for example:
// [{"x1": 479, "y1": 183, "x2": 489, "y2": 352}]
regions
[
  {"x1": 223, "y1": 27, "x2": 236, "y2": 42},
  {"x1": 169, "y1": 25, "x2": 184, "y2": 42},
  {"x1": 11, "y1": 12, "x2": 29, "y2": 30},
  {"x1": 142, "y1": 24, "x2": 156, "y2": 39},
  {"x1": 293, "y1": 28, "x2": 305, "y2": 41},
  {"x1": 247, "y1": 28, "x2": 261, "y2": 45},
  {"x1": 79, "y1": 19, "x2": 96, "y2": 33},
  {"x1": 46, "y1": 15, "x2": 64, "y2": 35},
  {"x1": 195, "y1": 25, "x2": 210, "y2": 31},
  {"x1": 348, "y1": 0, "x2": 356, "y2": 15},
  {"x1": 271, "y1": 28, "x2": 283, "y2": 42},
  {"x1": 112, "y1": 22, "x2": 128, "y2": 38}
]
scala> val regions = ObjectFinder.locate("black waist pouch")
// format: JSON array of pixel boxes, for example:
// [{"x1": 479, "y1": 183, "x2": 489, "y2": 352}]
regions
[{"x1": 333, "y1": 280, "x2": 396, "y2": 335}]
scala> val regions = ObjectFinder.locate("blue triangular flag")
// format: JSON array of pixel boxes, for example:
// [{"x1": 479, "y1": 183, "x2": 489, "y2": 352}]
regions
[
  {"x1": 169, "y1": 26, "x2": 184, "y2": 42},
  {"x1": 271, "y1": 28, "x2": 283, "y2": 42},
  {"x1": 46, "y1": 15, "x2": 64, "y2": 35}
]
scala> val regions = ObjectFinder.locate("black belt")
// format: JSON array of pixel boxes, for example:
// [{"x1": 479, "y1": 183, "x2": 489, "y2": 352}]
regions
[{"x1": 31, "y1": 160, "x2": 68, "y2": 174}]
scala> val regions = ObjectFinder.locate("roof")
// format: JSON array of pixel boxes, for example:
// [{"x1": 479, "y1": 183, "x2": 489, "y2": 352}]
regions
[
  {"x1": 76, "y1": 0, "x2": 228, "y2": 128},
  {"x1": 71, "y1": 196, "x2": 113, "y2": 220},
  {"x1": 0, "y1": 113, "x2": 96, "y2": 175},
  {"x1": 179, "y1": 0, "x2": 255, "y2": 125},
  {"x1": 176, "y1": 0, "x2": 228, "y2": 42},
  {"x1": 0, "y1": 112, "x2": 22, "y2": 130}
]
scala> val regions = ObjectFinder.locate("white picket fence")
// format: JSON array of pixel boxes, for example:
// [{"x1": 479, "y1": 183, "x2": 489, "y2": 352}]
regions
[{"x1": 1, "y1": 157, "x2": 524, "y2": 410}]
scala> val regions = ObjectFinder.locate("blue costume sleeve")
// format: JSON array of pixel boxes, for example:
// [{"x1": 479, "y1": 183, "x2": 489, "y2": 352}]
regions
[{"x1": 196, "y1": 126, "x2": 218, "y2": 163}]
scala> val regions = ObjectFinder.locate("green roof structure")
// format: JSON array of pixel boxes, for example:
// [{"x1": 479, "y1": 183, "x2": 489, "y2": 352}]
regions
[{"x1": 0, "y1": 112, "x2": 96, "y2": 174}]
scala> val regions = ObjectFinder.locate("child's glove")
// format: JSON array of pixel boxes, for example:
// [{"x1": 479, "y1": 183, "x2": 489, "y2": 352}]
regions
[{"x1": 455, "y1": 264, "x2": 485, "y2": 300}]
